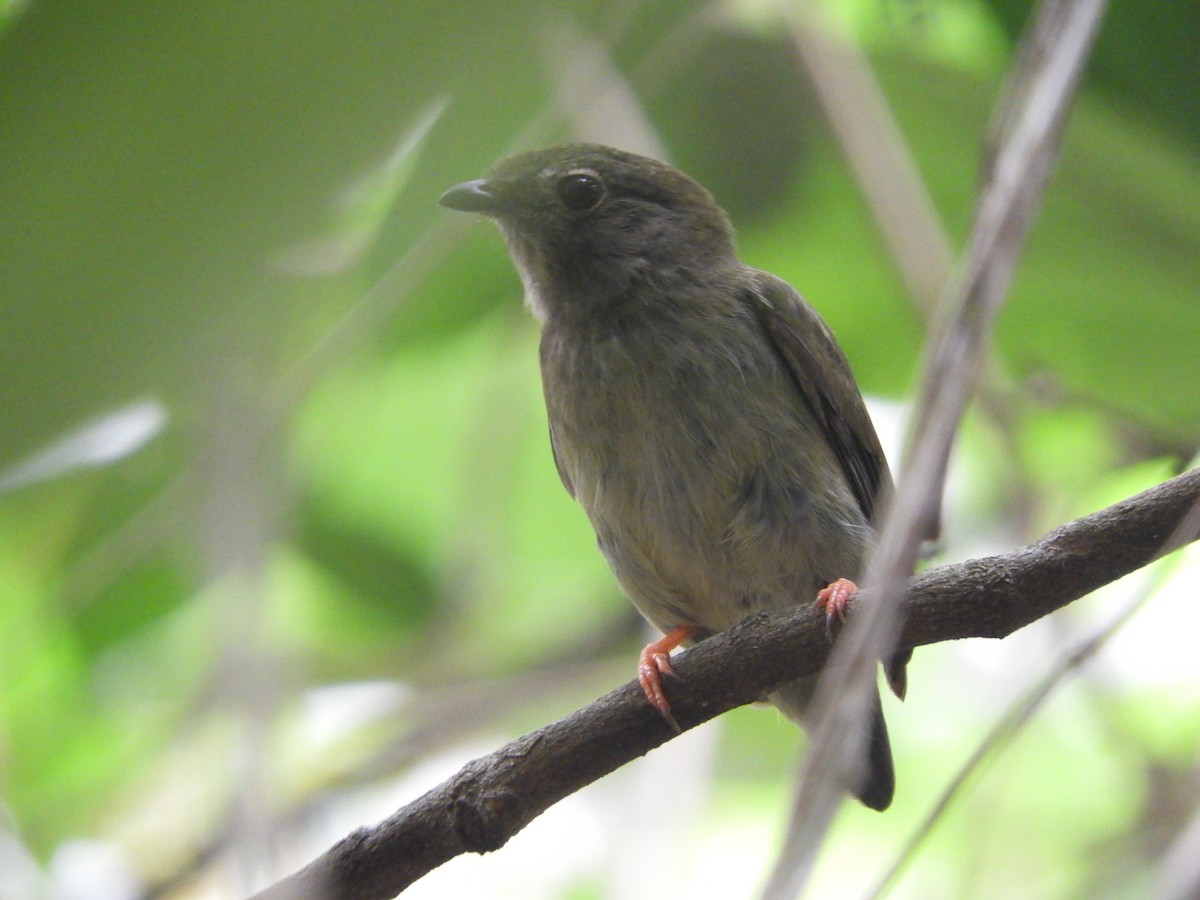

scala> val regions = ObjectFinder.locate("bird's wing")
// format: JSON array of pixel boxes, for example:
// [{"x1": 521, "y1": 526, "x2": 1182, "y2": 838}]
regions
[
  {"x1": 745, "y1": 270, "x2": 892, "y2": 524},
  {"x1": 748, "y1": 270, "x2": 912, "y2": 700},
  {"x1": 547, "y1": 422, "x2": 575, "y2": 499}
]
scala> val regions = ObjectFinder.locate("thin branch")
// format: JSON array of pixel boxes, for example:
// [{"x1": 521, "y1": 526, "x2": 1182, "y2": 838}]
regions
[
  {"x1": 788, "y1": 12, "x2": 954, "y2": 317},
  {"x1": 1156, "y1": 789, "x2": 1200, "y2": 900},
  {"x1": 764, "y1": 2, "x2": 1111, "y2": 893},
  {"x1": 867, "y1": 485, "x2": 1200, "y2": 898},
  {"x1": 251, "y1": 466, "x2": 1200, "y2": 900}
]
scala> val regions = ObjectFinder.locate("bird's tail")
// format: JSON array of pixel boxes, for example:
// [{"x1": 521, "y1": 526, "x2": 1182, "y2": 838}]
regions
[{"x1": 769, "y1": 675, "x2": 895, "y2": 811}]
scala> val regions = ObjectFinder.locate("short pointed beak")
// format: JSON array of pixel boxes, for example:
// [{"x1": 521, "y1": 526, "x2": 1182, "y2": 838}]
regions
[{"x1": 438, "y1": 178, "x2": 502, "y2": 215}]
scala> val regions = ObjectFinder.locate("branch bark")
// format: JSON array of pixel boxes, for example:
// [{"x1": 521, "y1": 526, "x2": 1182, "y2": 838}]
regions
[{"x1": 253, "y1": 466, "x2": 1200, "y2": 900}]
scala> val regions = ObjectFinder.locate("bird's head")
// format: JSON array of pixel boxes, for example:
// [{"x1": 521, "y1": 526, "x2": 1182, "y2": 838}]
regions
[{"x1": 440, "y1": 144, "x2": 737, "y2": 321}]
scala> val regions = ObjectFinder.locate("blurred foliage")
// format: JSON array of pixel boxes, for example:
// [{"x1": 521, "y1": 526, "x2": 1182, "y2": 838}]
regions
[{"x1": 1, "y1": 0, "x2": 1198, "y2": 897}]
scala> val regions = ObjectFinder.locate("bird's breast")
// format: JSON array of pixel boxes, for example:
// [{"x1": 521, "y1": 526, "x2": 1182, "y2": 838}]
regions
[{"x1": 539, "y1": 308, "x2": 868, "y2": 632}]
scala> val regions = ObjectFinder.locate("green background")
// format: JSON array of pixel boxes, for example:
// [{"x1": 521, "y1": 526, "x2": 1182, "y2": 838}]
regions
[{"x1": 1, "y1": 1, "x2": 1198, "y2": 897}]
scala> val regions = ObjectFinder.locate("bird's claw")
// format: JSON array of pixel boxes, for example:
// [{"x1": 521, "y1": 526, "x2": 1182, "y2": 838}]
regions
[
  {"x1": 638, "y1": 650, "x2": 680, "y2": 732},
  {"x1": 815, "y1": 577, "x2": 858, "y2": 643},
  {"x1": 636, "y1": 624, "x2": 697, "y2": 733}
]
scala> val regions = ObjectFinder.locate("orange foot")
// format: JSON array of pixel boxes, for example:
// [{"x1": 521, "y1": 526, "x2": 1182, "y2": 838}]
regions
[
  {"x1": 815, "y1": 577, "x2": 858, "y2": 642},
  {"x1": 638, "y1": 624, "x2": 698, "y2": 732}
]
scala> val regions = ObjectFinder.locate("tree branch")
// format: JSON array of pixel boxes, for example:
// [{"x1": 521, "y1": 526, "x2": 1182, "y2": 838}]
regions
[{"x1": 253, "y1": 466, "x2": 1200, "y2": 900}]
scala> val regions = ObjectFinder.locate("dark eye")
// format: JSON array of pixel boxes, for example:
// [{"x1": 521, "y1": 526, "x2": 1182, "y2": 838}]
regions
[{"x1": 555, "y1": 173, "x2": 604, "y2": 211}]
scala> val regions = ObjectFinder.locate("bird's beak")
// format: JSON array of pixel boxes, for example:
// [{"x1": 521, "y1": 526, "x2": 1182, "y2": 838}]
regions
[{"x1": 438, "y1": 178, "x2": 502, "y2": 215}]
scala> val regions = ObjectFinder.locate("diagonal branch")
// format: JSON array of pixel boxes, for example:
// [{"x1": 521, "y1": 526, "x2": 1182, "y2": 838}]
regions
[
  {"x1": 253, "y1": 466, "x2": 1200, "y2": 900},
  {"x1": 768, "y1": 2, "x2": 1112, "y2": 892}
]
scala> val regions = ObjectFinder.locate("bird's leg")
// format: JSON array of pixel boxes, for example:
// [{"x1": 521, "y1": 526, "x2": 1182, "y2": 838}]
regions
[
  {"x1": 638, "y1": 624, "x2": 698, "y2": 732},
  {"x1": 815, "y1": 577, "x2": 858, "y2": 642}
]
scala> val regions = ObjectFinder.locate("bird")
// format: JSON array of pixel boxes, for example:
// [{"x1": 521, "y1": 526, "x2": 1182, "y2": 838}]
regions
[{"x1": 440, "y1": 143, "x2": 907, "y2": 810}]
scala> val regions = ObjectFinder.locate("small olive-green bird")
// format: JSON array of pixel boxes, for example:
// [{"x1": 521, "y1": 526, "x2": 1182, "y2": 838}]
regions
[{"x1": 440, "y1": 143, "x2": 908, "y2": 810}]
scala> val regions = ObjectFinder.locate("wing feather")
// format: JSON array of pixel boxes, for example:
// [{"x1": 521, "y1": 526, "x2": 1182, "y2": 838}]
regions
[{"x1": 746, "y1": 270, "x2": 892, "y2": 524}]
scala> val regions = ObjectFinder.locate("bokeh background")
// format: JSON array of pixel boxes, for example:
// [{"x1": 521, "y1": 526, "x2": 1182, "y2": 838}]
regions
[{"x1": 2, "y1": 1, "x2": 1198, "y2": 897}]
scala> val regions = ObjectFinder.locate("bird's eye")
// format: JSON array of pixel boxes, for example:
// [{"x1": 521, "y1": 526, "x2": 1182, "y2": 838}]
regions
[{"x1": 555, "y1": 172, "x2": 604, "y2": 212}]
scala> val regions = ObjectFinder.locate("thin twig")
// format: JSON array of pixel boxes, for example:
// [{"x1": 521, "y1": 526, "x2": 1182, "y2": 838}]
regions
[
  {"x1": 761, "y1": 2, "x2": 1110, "y2": 895},
  {"x1": 866, "y1": 487, "x2": 1200, "y2": 898},
  {"x1": 788, "y1": 13, "x2": 954, "y2": 316}
]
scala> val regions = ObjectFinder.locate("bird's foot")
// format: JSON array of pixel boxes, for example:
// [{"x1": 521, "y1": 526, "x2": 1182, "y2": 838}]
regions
[
  {"x1": 815, "y1": 577, "x2": 859, "y2": 642},
  {"x1": 637, "y1": 624, "x2": 698, "y2": 732}
]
